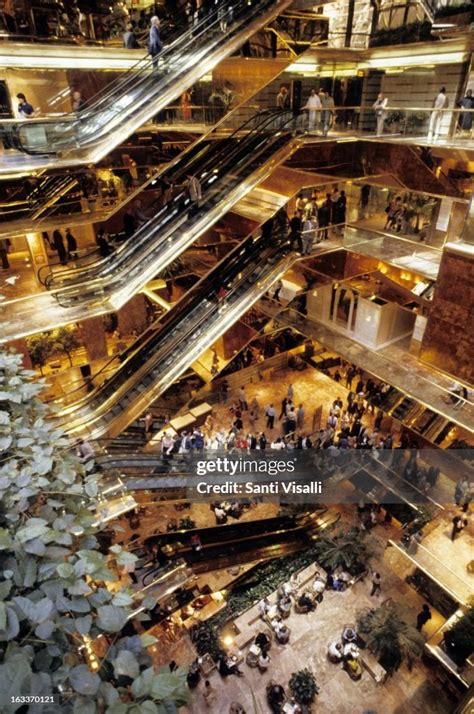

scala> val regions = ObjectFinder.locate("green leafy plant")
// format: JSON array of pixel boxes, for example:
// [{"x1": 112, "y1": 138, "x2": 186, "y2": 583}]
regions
[
  {"x1": 357, "y1": 601, "x2": 424, "y2": 673},
  {"x1": 0, "y1": 350, "x2": 190, "y2": 712},
  {"x1": 312, "y1": 528, "x2": 379, "y2": 575},
  {"x1": 406, "y1": 112, "x2": 426, "y2": 129},
  {"x1": 289, "y1": 668, "x2": 319, "y2": 704},
  {"x1": 385, "y1": 111, "x2": 406, "y2": 129},
  {"x1": 192, "y1": 621, "x2": 223, "y2": 662},
  {"x1": 54, "y1": 326, "x2": 81, "y2": 367},
  {"x1": 26, "y1": 333, "x2": 55, "y2": 375},
  {"x1": 443, "y1": 606, "x2": 474, "y2": 666},
  {"x1": 370, "y1": 21, "x2": 433, "y2": 47}
]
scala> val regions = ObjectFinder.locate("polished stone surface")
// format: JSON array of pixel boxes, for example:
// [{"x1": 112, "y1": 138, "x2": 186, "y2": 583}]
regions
[
  {"x1": 274, "y1": 309, "x2": 474, "y2": 433},
  {"x1": 184, "y1": 517, "x2": 453, "y2": 714}
]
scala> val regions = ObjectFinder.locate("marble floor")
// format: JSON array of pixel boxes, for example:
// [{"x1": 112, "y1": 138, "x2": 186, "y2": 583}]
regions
[
  {"x1": 209, "y1": 364, "x2": 389, "y2": 445},
  {"x1": 275, "y1": 309, "x2": 474, "y2": 434},
  {"x1": 184, "y1": 522, "x2": 453, "y2": 714},
  {"x1": 414, "y1": 513, "x2": 474, "y2": 606}
]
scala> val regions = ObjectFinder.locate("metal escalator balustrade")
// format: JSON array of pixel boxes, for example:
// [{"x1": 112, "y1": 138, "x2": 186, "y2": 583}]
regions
[
  {"x1": 43, "y1": 110, "x2": 299, "y2": 310},
  {"x1": 51, "y1": 215, "x2": 297, "y2": 439},
  {"x1": 0, "y1": 0, "x2": 292, "y2": 165}
]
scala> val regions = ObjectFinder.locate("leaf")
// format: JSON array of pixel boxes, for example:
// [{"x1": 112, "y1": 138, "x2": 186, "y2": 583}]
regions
[
  {"x1": 116, "y1": 550, "x2": 137, "y2": 567},
  {"x1": 23, "y1": 556, "x2": 38, "y2": 588},
  {"x1": 16, "y1": 522, "x2": 49, "y2": 543},
  {"x1": 0, "y1": 653, "x2": 31, "y2": 706},
  {"x1": 69, "y1": 664, "x2": 101, "y2": 696},
  {"x1": 113, "y1": 650, "x2": 140, "y2": 679},
  {"x1": 140, "y1": 703, "x2": 159, "y2": 714},
  {"x1": 75, "y1": 615, "x2": 92, "y2": 636},
  {"x1": 0, "y1": 436, "x2": 12, "y2": 450},
  {"x1": 105, "y1": 704, "x2": 128, "y2": 714},
  {"x1": 112, "y1": 591, "x2": 134, "y2": 607},
  {"x1": 34, "y1": 456, "x2": 53, "y2": 475},
  {"x1": 150, "y1": 672, "x2": 190, "y2": 705},
  {"x1": 131, "y1": 668, "x2": 154, "y2": 699},
  {"x1": 35, "y1": 620, "x2": 55, "y2": 639},
  {"x1": 140, "y1": 634, "x2": 158, "y2": 648},
  {"x1": 13, "y1": 596, "x2": 53, "y2": 624},
  {"x1": 24, "y1": 538, "x2": 47, "y2": 556},
  {"x1": 84, "y1": 481, "x2": 98, "y2": 497},
  {"x1": 73, "y1": 696, "x2": 98, "y2": 714},
  {"x1": 3, "y1": 606, "x2": 20, "y2": 639},
  {"x1": 0, "y1": 528, "x2": 12, "y2": 550},
  {"x1": 99, "y1": 681, "x2": 120, "y2": 706},
  {"x1": 68, "y1": 580, "x2": 92, "y2": 596},
  {"x1": 0, "y1": 580, "x2": 11, "y2": 601},
  {"x1": 96, "y1": 605, "x2": 129, "y2": 633},
  {"x1": 69, "y1": 598, "x2": 91, "y2": 613},
  {"x1": 57, "y1": 563, "x2": 75, "y2": 579}
]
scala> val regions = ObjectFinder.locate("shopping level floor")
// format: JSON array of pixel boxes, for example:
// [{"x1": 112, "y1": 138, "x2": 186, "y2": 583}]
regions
[
  {"x1": 183, "y1": 509, "x2": 453, "y2": 714},
  {"x1": 272, "y1": 310, "x2": 474, "y2": 433},
  {"x1": 208, "y1": 363, "x2": 460, "y2": 496}
]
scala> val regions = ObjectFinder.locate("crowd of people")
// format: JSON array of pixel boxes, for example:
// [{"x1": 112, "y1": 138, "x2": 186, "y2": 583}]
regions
[{"x1": 158, "y1": 365, "x2": 397, "y2": 458}]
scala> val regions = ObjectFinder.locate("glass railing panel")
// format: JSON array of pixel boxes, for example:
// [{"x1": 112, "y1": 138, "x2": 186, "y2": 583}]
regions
[
  {"x1": 53, "y1": 219, "x2": 294, "y2": 437},
  {"x1": 0, "y1": 0, "x2": 291, "y2": 159}
]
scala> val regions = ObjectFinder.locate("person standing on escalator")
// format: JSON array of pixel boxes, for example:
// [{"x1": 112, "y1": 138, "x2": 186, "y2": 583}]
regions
[
  {"x1": 149, "y1": 16, "x2": 163, "y2": 69},
  {"x1": 16, "y1": 93, "x2": 34, "y2": 119},
  {"x1": 65, "y1": 228, "x2": 78, "y2": 260},
  {"x1": 187, "y1": 173, "x2": 202, "y2": 214},
  {"x1": 52, "y1": 229, "x2": 67, "y2": 265}
]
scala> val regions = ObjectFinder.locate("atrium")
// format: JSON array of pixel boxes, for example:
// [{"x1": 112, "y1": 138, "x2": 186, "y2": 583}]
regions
[{"x1": 0, "y1": 1, "x2": 472, "y2": 713}]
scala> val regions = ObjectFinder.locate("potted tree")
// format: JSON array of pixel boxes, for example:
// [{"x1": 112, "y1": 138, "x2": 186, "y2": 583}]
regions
[
  {"x1": 26, "y1": 333, "x2": 54, "y2": 375},
  {"x1": 357, "y1": 601, "x2": 424, "y2": 674},
  {"x1": 289, "y1": 668, "x2": 319, "y2": 710},
  {"x1": 312, "y1": 528, "x2": 379, "y2": 576},
  {"x1": 385, "y1": 110, "x2": 406, "y2": 134},
  {"x1": 54, "y1": 325, "x2": 81, "y2": 367}
]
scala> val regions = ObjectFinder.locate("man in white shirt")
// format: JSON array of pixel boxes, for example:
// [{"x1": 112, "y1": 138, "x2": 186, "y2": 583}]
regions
[
  {"x1": 312, "y1": 572, "x2": 326, "y2": 601},
  {"x1": 428, "y1": 87, "x2": 448, "y2": 141},
  {"x1": 271, "y1": 437, "x2": 285, "y2": 450},
  {"x1": 328, "y1": 641, "x2": 343, "y2": 662},
  {"x1": 372, "y1": 93, "x2": 388, "y2": 136},
  {"x1": 302, "y1": 217, "x2": 317, "y2": 254},
  {"x1": 265, "y1": 404, "x2": 276, "y2": 429},
  {"x1": 304, "y1": 89, "x2": 322, "y2": 132},
  {"x1": 258, "y1": 597, "x2": 270, "y2": 618}
]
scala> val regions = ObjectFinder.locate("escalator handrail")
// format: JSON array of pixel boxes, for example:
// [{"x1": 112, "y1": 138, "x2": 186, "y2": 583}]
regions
[
  {"x1": 43, "y1": 111, "x2": 277, "y2": 288},
  {"x1": 10, "y1": 0, "x2": 281, "y2": 154},
  {"x1": 54, "y1": 222, "x2": 288, "y2": 417},
  {"x1": 53, "y1": 217, "x2": 292, "y2": 423},
  {"x1": 7, "y1": 9, "x2": 218, "y2": 131}
]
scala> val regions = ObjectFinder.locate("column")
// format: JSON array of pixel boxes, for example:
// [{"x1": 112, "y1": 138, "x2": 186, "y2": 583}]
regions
[
  {"x1": 117, "y1": 294, "x2": 148, "y2": 336},
  {"x1": 79, "y1": 317, "x2": 109, "y2": 362}
]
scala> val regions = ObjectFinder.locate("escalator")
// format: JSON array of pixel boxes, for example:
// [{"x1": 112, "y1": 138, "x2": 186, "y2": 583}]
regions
[
  {"x1": 52, "y1": 214, "x2": 297, "y2": 439},
  {"x1": 0, "y1": 172, "x2": 79, "y2": 224},
  {"x1": 41, "y1": 110, "x2": 299, "y2": 309},
  {"x1": 139, "y1": 509, "x2": 341, "y2": 577},
  {"x1": 0, "y1": 0, "x2": 292, "y2": 168}
]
